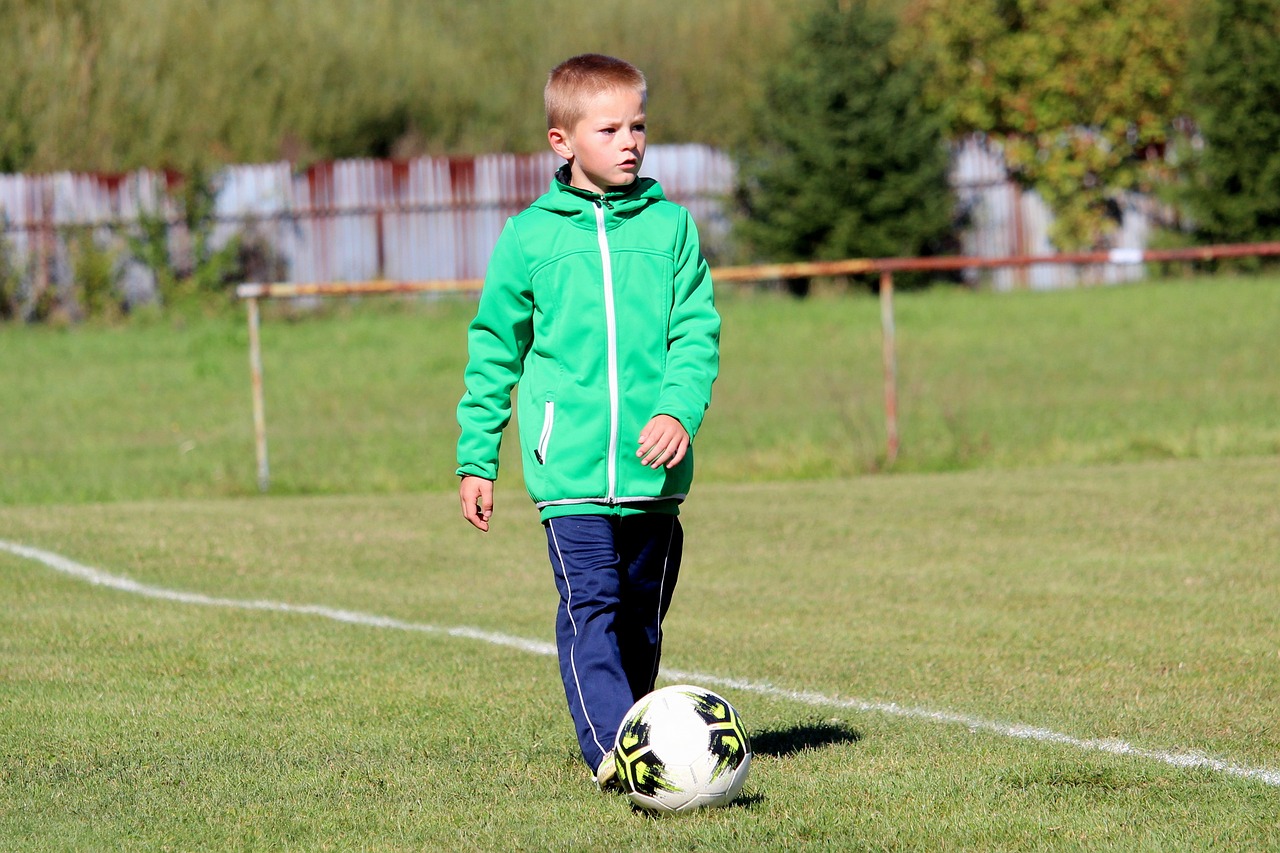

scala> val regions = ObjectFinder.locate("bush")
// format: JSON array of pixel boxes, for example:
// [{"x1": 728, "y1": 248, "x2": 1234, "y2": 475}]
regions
[
  {"x1": 124, "y1": 167, "x2": 240, "y2": 312},
  {"x1": 0, "y1": 230, "x2": 21, "y2": 321},
  {"x1": 70, "y1": 231, "x2": 125, "y2": 323}
]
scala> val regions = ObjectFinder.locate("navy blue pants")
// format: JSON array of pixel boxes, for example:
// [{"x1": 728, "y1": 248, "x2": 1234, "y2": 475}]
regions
[{"x1": 544, "y1": 513, "x2": 683, "y2": 771}]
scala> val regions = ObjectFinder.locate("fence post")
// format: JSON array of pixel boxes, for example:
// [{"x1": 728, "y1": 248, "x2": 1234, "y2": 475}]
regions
[
  {"x1": 879, "y1": 270, "x2": 900, "y2": 465},
  {"x1": 246, "y1": 296, "x2": 270, "y2": 492}
]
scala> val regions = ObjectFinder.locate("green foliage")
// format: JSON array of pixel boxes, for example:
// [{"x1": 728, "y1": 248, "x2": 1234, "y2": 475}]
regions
[
  {"x1": 903, "y1": 0, "x2": 1193, "y2": 250},
  {"x1": 69, "y1": 231, "x2": 124, "y2": 322},
  {"x1": 0, "y1": 231, "x2": 22, "y2": 321},
  {"x1": 124, "y1": 209, "x2": 177, "y2": 302},
  {"x1": 177, "y1": 166, "x2": 242, "y2": 296},
  {"x1": 0, "y1": 0, "x2": 814, "y2": 173},
  {"x1": 124, "y1": 167, "x2": 241, "y2": 310},
  {"x1": 734, "y1": 0, "x2": 955, "y2": 285},
  {"x1": 1180, "y1": 0, "x2": 1280, "y2": 244}
]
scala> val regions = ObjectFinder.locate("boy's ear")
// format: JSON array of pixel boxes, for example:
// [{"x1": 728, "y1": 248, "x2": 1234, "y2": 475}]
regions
[{"x1": 547, "y1": 127, "x2": 574, "y2": 161}]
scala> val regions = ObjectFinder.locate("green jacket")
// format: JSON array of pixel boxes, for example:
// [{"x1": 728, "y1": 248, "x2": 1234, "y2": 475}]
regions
[{"x1": 456, "y1": 171, "x2": 721, "y2": 520}]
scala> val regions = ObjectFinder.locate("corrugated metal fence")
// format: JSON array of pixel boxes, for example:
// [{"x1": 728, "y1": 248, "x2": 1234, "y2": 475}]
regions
[
  {"x1": 212, "y1": 144, "x2": 735, "y2": 284},
  {"x1": 0, "y1": 138, "x2": 1159, "y2": 305},
  {"x1": 0, "y1": 145, "x2": 737, "y2": 306},
  {"x1": 950, "y1": 136, "x2": 1157, "y2": 289}
]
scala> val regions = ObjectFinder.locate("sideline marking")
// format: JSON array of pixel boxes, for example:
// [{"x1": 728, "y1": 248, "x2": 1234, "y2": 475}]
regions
[{"x1": 4, "y1": 538, "x2": 1278, "y2": 788}]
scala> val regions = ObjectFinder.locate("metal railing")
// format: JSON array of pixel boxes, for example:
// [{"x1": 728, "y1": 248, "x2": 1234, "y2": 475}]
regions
[{"x1": 236, "y1": 240, "x2": 1280, "y2": 492}]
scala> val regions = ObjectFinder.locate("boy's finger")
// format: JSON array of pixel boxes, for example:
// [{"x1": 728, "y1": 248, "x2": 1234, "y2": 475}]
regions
[
  {"x1": 466, "y1": 501, "x2": 490, "y2": 532},
  {"x1": 638, "y1": 437, "x2": 664, "y2": 465},
  {"x1": 643, "y1": 438, "x2": 681, "y2": 468},
  {"x1": 475, "y1": 488, "x2": 493, "y2": 526},
  {"x1": 665, "y1": 440, "x2": 688, "y2": 468}
]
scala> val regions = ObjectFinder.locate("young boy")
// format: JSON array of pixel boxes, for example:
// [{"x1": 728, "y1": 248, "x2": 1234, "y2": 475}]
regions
[{"x1": 455, "y1": 54, "x2": 720, "y2": 789}]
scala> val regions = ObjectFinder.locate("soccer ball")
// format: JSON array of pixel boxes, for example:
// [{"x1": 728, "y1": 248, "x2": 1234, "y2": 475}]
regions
[{"x1": 613, "y1": 684, "x2": 752, "y2": 814}]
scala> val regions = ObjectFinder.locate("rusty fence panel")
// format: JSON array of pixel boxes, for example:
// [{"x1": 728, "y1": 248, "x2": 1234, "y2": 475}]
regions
[
  {"x1": 2, "y1": 136, "x2": 1177, "y2": 308},
  {"x1": 0, "y1": 146, "x2": 737, "y2": 307}
]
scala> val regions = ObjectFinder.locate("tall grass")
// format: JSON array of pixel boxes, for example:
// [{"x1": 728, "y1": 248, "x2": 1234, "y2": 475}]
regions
[
  {"x1": 0, "y1": 274, "x2": 1277, "y2": 506},
  {"x1": 0, "y1": 0, "x2": 815, "y2": 173}
]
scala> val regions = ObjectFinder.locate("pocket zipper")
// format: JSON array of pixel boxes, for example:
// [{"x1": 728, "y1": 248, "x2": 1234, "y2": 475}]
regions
[{"x1": 535, "y1": 400, "x2": 554, "y2": 464}]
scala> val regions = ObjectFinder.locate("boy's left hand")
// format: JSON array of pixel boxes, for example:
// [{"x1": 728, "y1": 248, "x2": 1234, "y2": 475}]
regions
[{"x1": 637, "y1": 415, "x2": 690, "y2": 469}]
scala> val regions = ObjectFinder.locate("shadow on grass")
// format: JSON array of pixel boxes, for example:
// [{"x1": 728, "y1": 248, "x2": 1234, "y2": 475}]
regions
[
  {"x1": 622, "y1": 719, "x2": 862, "y2": 816},
  {"x1": 750, "y1": 718, "x2": 862, "y2": 757}
]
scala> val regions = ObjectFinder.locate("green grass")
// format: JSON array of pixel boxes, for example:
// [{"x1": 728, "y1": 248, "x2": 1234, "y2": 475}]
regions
[
  {"x1": 2, "y1": 275, "x2": 1278, "y2": 505},
  {"x1": 2, "y1": 276, "x2": 1279, "y2": 848},
  {"x1": 2, "y1": 460, "x2": 1278, "y2": 849}
]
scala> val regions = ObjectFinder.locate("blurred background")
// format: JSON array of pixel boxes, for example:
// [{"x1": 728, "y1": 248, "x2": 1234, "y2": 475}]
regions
[{"x1": 1, "y1": 0, "x2": 1276, "y2": 320}]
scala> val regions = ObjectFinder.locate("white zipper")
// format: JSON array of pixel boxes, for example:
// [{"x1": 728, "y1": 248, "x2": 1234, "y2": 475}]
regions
[
  {"x1": 595, "y1": 201, "x2": 620, "y2": 502},
  {"x1": 535, "y1": 399, "x2": 554, "y2": 464}
]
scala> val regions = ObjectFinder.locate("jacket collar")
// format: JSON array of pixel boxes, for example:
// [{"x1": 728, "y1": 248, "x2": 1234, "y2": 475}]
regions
[{"x1": 533, "y1": 164, "x2": 664, "y2": 218}]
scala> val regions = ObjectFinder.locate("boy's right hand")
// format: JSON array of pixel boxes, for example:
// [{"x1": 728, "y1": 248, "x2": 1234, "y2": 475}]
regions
[{"x1": 459, "y1": 475, "x2": 495, "y2": 532}]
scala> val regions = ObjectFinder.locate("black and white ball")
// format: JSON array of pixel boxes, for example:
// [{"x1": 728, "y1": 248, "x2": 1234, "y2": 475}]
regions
[{"x1": 613, "y1": 684, "x2": 752, "y2": 814}]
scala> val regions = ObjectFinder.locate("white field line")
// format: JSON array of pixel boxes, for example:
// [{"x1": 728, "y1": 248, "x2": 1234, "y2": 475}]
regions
[{"x1": 4, "y1": 538, "x2": 1278, "y2": 788}]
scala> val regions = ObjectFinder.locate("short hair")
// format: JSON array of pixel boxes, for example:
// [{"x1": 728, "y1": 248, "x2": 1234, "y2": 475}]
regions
[{"x1": 545, "y1": 54, "x2": 647, "y2": 131}]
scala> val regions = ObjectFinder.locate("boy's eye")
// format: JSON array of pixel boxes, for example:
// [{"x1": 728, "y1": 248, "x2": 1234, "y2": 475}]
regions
[{"x1": 633, "y1": 124, "x2": 646, "y2": 133}]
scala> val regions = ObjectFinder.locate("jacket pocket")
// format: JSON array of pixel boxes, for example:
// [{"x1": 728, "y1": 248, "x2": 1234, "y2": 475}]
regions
[{"x1": 534, "y1": 398, "x2": 555, "y2": 464}]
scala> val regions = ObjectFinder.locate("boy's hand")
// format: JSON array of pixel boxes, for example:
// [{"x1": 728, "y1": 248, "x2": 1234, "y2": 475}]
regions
[
  {"x1": 637, "y1": 415, "x2": 690, "y2": 469},
  {"x1": 459, "y1": 475, "x2": 495, "y2": 532}
]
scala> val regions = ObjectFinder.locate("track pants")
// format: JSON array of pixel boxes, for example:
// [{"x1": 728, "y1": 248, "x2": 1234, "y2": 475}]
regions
[{"x1": 544, "y1": 513, "x2": 683, "y2": 771}]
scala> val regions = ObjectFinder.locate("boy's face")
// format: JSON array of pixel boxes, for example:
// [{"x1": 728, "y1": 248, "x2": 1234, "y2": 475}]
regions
[{"x1": 548, "y1": 87, "x2": 646, "y2": 195}]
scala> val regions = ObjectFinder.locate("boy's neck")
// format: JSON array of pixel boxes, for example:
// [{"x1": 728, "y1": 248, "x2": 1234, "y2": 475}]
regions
[{"x1": 557, "y1": 163, "x2": 635, "y2": 197}]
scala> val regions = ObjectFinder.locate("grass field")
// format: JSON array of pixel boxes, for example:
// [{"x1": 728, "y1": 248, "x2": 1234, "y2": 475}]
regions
[
  {"x1": 2, "y1": 276, "x2": 1279, "y2": 849},
  {"x1": 3, "y1": 276, "x2": 1279, "y2": 504}
]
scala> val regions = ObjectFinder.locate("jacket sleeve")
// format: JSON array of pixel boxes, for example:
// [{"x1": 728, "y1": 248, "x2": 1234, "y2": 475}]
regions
[
  {"x1": 654, "y1": 208, "x2": 721, "y2": 438},
  {"x1": 456, "y1": 219, "x2": 534, "y2": 480}
]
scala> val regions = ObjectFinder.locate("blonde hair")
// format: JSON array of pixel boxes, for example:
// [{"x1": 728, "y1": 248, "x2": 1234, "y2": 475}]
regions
[{"x1": 544, "y1": 54, "x2": 647, "y2": 131}]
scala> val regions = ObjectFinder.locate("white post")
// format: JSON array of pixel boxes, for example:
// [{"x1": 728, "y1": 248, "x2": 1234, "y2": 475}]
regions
[
  {"x1": 879, "y1": 270, "x2": 899, "y2": 465},
  {"x1": 246, "y1": 296, "x2": 270, "y2": 492}
]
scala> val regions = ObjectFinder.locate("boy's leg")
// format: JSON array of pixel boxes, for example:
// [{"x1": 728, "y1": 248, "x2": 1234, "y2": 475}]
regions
[
  {"x1": 615, "y1": 514, "x2": 682, "y2": 700},
  {"x1": 545, "y1": 515, "x2": 636, "y2": 772}
]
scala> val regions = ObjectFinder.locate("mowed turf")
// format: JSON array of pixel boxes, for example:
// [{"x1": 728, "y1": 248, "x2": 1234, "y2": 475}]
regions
[
  {"x1": 2, "y1": 276, "x2": 1279, "y2": 848},
  {"x1": 1, "y1": 459, "x2": 1278, "y2": 849}
]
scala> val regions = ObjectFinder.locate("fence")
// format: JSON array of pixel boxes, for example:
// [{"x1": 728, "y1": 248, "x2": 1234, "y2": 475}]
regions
[
  {"x1": 3, "y1": 136, "x2": 1173, "y2": 312},
  {"x1": 0, "y1": 145, "x2": 735, "y2": 310},
  {"x1": 235, "y1": 240, "x2": 1280, "y2": 492},
  {"x1": 950, "y1": 137, "x2": 1161, "y2": 289}
]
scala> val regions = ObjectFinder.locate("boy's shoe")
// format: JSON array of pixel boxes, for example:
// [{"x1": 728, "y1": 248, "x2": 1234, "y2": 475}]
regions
[{"x1": 595, "y1": 754, "x2": 622, "y2": 792}]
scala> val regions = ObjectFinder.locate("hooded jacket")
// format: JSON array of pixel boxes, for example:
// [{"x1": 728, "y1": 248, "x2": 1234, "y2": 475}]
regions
[{"x1": 456, "y1": 170, "x2": 721, "y2": 520}]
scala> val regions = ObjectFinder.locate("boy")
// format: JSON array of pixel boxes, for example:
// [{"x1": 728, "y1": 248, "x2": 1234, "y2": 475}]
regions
[{"x1": 455, "y1": 54, "x2": 720, "y2": 790}]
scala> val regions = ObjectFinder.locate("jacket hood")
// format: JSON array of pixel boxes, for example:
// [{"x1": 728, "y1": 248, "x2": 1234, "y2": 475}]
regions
[{"x1": 531, "y1": 164, "x2": 666, "y2": 221}]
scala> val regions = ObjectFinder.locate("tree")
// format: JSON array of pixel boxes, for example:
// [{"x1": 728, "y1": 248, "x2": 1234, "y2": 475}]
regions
[
  {"x1": 1181, "y1": 0, "x2": 1280, "y2": 244},
  {"x1": 902, "y1": 0, "x2": 1193, "y2": 250},
  {"x1": 734, "y1": 0, "x2": 955, "y2": 288}
]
